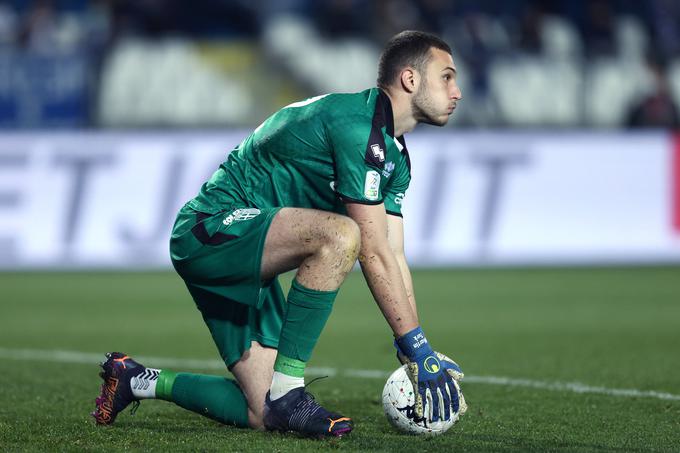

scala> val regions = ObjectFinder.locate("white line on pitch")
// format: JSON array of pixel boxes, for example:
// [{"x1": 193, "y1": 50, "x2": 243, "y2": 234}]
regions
[{"x1": 1, "y1": 347, "x2": 679, "y2": 402}]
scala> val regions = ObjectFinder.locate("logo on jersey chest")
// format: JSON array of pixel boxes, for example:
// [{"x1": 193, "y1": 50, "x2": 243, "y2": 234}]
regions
[
  {"x1": 382, "y1": 161, "x2": 395, "y2": 178},
  {"x1": 365, "y1": 138, "x2": 387, "y2": 169},
  {"x1": 371, "y1": 144, "x2": 385, "y2": 162}
]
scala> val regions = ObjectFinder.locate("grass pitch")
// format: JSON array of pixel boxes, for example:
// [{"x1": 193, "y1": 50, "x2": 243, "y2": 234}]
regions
[{"x1": 1, "y1": 267, "x2": 679, "y2": 452}]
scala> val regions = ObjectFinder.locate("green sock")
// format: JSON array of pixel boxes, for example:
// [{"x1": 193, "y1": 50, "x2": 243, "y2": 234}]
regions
[
  {"x1": 274, "y1": 279, "x2": 338, "y2": 375},
  {"x1": 273, "y1": 354, "x2": 306, "y2": 377},
  {"x1": 156, "y1": 370, "x2": 176, "y2": 401},
  {"x1": 160, "y1": 372, "x2": 249, "y2": 427}
]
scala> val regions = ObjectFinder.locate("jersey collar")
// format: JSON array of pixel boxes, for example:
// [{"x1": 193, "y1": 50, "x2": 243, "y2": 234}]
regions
[
  {"x1": 376, "y1": 88, "x2": 409, "y2": 156},
  {"x1": 376, "y1": 88, "x2": 395, "y2": 138}
]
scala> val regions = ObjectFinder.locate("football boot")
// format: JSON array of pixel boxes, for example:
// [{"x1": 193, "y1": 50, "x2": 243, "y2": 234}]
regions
[
  {"x1": 92, "y1": 352, "x2": 144, "y2": 425},
  {"x1": 263, "y1": 387, "x2": 352, "y2": 438}
]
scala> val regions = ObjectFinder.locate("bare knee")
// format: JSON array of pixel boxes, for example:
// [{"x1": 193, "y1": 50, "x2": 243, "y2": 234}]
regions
[{"x1": 321, "y1": 216, "x2": 361, "y2": 264}]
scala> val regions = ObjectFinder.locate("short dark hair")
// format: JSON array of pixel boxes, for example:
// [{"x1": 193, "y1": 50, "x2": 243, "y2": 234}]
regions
[{"x1": 377, "y1": 30, "x2": 452, "y2": 89}]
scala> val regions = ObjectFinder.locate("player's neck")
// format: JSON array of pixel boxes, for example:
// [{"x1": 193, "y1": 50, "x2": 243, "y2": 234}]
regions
[{"x1": 381, "y1": 88, "x2": 417, "y2": 137}]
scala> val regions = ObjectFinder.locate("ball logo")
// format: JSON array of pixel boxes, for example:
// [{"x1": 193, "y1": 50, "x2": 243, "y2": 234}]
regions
[{"x1": 424, "y1": 356, "x2": 440, "y2": 373}]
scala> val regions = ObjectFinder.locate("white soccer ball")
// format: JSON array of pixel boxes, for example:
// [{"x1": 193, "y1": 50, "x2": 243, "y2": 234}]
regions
[{"x1": 382, "y1": 365, "x2": 462, "y2": 435}]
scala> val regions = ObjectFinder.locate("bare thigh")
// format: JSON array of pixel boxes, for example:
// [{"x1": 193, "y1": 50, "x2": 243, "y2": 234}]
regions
[
  {"x1": 229, "y1": 341, "x2": 277, "y2": 429},
  {"x1": 260, "y1": 207, "x2": 360, "y2": 291}
]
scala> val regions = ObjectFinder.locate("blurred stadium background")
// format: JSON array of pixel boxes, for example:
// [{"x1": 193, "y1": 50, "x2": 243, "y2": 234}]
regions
[
  {"x1": 1, "y1": 1, "x2": 680, "y2": 451},
  {"x1": 1, "y1": 0, "x2": 679, "y2": 268},
  {"x1": 1, "y1": 0, "x2": 680, "y2": 129}
]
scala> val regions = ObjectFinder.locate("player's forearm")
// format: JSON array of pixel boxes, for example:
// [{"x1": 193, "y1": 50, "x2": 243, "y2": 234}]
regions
[
  {"x1": 358, "y1": 246, "x2": 419, "y2": 337},
  {"x1": 394, "y1": 252, "x2": 418, "y2": 324}
]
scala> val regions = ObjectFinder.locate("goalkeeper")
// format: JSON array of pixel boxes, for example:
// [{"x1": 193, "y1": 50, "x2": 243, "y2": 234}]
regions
[{"x1": 93, "y1": 30, "x2": 465, "y2": 437}]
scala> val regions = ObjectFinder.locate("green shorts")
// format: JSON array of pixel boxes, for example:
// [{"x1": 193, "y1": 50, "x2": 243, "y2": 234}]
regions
[{"x1": 170, "y1": 204, "x2": 285, "y2": 368}]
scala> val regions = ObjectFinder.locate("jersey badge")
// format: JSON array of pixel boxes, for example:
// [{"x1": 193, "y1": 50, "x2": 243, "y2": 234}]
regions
[
  {"x1": 364, "y1": 170, "x2": 381, "y2": 201},
  {"x1": 370, "y1": 144, "x2": 385, "y2": 162}
]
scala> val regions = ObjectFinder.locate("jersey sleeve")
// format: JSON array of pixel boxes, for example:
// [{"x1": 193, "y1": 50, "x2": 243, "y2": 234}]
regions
[
  {"x1": 329, "y1": 116, "x2": 387, "y2": 205},
  {"x1": 383, "y1": 159, "x2": 410, "y2": 217}
]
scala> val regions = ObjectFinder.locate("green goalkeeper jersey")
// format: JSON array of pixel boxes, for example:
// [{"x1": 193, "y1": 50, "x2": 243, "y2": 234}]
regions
[{"x1": 188, "y1": 88, "x2": 411, "y2": 217}]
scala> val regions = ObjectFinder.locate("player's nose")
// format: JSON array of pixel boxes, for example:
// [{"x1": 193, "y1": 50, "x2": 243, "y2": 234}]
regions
[{"x1": 451, "y1": 85, "x2": 462, "y2": 101}]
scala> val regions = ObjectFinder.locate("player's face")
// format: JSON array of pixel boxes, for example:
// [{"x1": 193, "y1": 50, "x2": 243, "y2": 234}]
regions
[{"x1": 412, "y1": 48, "x2": 462, "y2": 126}]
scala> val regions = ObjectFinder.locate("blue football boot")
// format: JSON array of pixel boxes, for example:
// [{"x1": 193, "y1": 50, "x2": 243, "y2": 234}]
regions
[{"x1": 263, "y1": 388, "x2": 353, "y2": 438}]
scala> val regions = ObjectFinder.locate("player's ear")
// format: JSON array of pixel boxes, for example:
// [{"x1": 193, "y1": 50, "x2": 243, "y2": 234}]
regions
[{"x1": 400, "y1": 68, "x2": 418, "y2": 94}]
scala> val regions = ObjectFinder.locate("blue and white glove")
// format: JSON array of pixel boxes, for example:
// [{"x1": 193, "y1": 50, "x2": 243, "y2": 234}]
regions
[{"x1": 395, "y1": 327, "x2": 464, "y2": 422}]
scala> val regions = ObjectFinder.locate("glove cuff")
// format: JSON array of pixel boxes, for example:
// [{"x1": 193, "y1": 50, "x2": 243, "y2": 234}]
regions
[{"x1": 395, "y1": 326, "x2": 433, "y2": 360}]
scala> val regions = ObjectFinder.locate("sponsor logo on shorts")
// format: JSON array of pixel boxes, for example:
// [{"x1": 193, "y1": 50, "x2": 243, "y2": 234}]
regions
[{"x1": 223, "y1": 208, "x2": 261, "y2": 227}]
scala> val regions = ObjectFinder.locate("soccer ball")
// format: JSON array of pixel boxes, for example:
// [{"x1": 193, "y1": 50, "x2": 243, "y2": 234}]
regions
[{"x1": 382, "y1": 365, "x2": 462, "y2": 435}]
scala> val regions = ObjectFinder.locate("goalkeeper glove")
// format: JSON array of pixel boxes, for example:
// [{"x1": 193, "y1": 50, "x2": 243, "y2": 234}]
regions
[
  {"x1": 396, "y1": 348, "x2": 464, "y2": 382},
  {"x1": 395, "y1": 326, "x2": 462, "y2": 422}
]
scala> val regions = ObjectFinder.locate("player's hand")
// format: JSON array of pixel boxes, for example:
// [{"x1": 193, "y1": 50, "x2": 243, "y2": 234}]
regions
[
  {"x1": 395, "y1": 346, "x2": 464, "y2": 381},
  {"x1": 395, "y1": 327, "x2": 461, "y2": 422},
  {"x1": 433, "y1": 351, "x2": 467, "y2": 415},
  {"x1": 434, "y1": 351, "x2": 464, "y2": 382}
]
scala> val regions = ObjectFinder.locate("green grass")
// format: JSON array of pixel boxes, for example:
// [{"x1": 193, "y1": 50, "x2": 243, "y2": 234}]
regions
[{"x1": 1, "y1": 267, "x2": 679, "y2": 452}]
